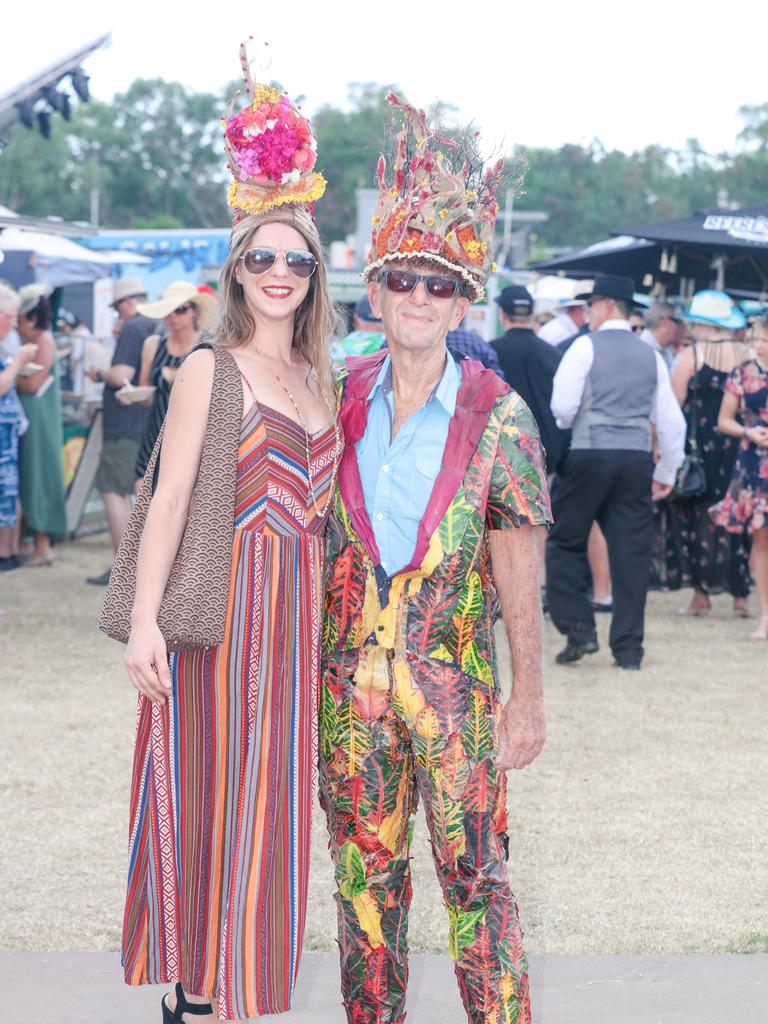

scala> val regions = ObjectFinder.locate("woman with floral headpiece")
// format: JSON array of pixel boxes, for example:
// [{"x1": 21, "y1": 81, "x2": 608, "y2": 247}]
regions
[{"x1": 115, "y1": 42, "x2": 341, "y2": 1022}]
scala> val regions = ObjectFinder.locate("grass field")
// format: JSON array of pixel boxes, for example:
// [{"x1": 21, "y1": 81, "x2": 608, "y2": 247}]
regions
[{"x1": 1, "y1": 533, "x2": 766, "y2": 956}]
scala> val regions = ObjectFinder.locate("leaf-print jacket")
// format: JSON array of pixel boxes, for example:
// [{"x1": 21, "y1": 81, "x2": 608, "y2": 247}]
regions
[{"x1": 323, "y1": 348, "x2": 552, "y2": 681}]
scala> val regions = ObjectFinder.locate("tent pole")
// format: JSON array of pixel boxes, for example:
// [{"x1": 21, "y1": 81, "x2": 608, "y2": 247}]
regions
[{"x1": 711, "y1": 254, "x2": 725, "y2": 290}]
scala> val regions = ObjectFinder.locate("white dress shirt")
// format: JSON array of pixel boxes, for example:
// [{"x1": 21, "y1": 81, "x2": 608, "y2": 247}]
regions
[
  {"x1": 537, "y1": 310, "x2": 579, "y2": 346},
  {"x1": 640, "y1": 327, "x2": 674, "y2": 372},
  {"x1": 551, "y1": 319, "x2": 686, "y2": 484}
]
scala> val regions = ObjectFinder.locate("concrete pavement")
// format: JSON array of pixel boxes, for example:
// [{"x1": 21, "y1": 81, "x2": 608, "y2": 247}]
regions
[{"x1": 2, "y1": 951, "x2": 767, "y2": 1023}]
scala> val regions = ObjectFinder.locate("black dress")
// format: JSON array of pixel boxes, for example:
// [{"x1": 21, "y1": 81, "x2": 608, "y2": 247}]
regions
[
  {"x1": 134, "y1": 335, "x2": 185, "y2": 480},
  {"x1": 654, "y1": 362, "x2": 751, "y2": 596}
]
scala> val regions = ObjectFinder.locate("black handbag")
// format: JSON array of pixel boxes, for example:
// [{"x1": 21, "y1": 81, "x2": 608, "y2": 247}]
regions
[{"x1": 672, "y1": 341, "x2": 707, "y2": 501}]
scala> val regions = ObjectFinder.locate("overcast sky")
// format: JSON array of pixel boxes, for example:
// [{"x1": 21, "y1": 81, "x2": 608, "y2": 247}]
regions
[{"x1": 2, "y1": 0, "x2": 765, "y2": 158}]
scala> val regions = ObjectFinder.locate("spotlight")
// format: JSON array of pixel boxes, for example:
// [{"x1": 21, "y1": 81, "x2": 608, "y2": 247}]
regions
[
  {"x1": 16, "y1": 100, "x2": 36, "y2": 129},
  {"x1": 71, "y1": 68, "x2": 90, "y2": 103},
  {"x1": 37, "y1": 110, "x2": 51, "y2": 139},
  {"x1": 45, "y1": 88, "x2": 72, "y2": 120}
]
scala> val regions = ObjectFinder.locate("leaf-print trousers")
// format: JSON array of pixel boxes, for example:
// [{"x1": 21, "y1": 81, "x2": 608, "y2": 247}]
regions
[{"x1": 319, "y1": 645, "x2": 531, "y2": 1024}]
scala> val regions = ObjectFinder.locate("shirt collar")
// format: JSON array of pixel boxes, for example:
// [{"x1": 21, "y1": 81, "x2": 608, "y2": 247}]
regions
[
  {"x1": 597, "y1": 318, "x2": 631, "y2": 332},
  {"x1": 367, "y1": 351, "x2": 459, "y2": 415}
]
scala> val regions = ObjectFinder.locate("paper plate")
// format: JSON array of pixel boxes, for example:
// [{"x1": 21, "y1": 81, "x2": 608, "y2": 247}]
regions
[
  {"x1": 16, "y1": 362, "x2": 44, "y2": 377},
  {"x1": 116, "y1": 385, "x2": 156, "y2": 403}
]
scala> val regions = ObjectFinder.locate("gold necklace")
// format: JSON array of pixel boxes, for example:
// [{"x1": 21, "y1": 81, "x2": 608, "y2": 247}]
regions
[{"x1": 254, "y1": 348, "x2": 341, "y2": 519}]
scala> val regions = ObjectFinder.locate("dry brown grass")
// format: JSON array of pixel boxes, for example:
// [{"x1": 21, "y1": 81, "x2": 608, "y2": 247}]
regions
[{"x1": 1, "y1": 534, "x2": 766, "y2": 955}]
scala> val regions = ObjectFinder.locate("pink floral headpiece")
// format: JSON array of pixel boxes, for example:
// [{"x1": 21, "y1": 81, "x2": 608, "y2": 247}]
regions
[
  {"x1": 223, "y1": 39, "x2": 326, "y2": 219},
  {"x1": 363, "y1": 93, "x2": 503, "y2": 302}
]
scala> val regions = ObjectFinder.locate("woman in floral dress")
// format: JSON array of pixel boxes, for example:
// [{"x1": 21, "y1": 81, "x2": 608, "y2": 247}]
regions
[
  {"x1": 711, "y1": 315, "x2": 768, "y2": 640},
  {"x1": 666, "y1": 291, "x2": 751, "y2": 615}
]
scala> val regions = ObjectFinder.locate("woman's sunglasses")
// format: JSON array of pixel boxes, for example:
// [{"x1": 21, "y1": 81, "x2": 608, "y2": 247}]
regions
[
  {"x1": 240, "y1": 247, "x2": 318, "y2": 279},
  {"x1": 378, "y1": 269, "x2": 465, "y2": 299},
  {"x1": 169, "y1": 303, "x2": 194, "y2": 316}
]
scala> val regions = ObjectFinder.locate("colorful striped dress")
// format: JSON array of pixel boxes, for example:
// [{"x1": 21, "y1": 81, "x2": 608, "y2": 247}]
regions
[{"x1": 122, "y1": 397, "x2": 338, "y2": 1020}]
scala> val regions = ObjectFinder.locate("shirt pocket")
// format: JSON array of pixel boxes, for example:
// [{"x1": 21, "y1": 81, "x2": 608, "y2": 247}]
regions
[{"x1": 400, "y1": 456, "x2": 438, "y2": 525}]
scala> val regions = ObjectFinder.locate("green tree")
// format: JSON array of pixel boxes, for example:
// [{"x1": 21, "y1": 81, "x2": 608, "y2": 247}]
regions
[
  {"x1": 515, "y1": 136, "x2": 727, "y2": 251},
  {"x1": 312, "y1": 83, "x2": 399, "y2": 243},
  {"x1": 737, "y1": 102, "x2": 768, "y2": 153},
  {"x1": 1, "y1": 77, "x2": 765, "y2": 251},
  {"x1": 0, "y1": 78, "x2": 232, "y2": 228},
  {"x1": 0, "y1": 114, "x2": 85, "y2": 221}
]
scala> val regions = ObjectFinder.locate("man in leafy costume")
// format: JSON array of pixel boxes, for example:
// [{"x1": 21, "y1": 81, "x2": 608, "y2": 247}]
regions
[{"x1": 319, "y1": 94, "x2": 552, "y2": 1024}]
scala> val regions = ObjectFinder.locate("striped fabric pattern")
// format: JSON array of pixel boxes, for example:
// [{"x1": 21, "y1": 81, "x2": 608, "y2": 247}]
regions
[{"x1": 122, "y1": 400, "x2": 337, "y2": 1019}]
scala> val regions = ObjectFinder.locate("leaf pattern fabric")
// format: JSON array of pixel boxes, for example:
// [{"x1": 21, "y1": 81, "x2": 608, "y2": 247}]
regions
[
  {"x1": 319, "y1": 648, "x2": 530, "y2": 1024},
  {"x1": 325, "y1": 387, "x2": 551, "y2": 675},
  {"x1": 319, "y1": 356, "x2": 548, "y2": 1023}
]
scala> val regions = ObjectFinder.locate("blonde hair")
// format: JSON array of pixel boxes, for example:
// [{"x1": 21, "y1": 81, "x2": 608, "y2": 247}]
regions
[
  {"x1": 215, "y1": 208, "x2": 340, "y2": 406},
  {"x1": 748, "y1": 316, "x2": 768, "y2": 342}
]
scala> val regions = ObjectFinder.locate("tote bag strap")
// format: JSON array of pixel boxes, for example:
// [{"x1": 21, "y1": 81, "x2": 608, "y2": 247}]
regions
[{"x1": 687, "y1": 340, "x2": 700, "y2": 450}]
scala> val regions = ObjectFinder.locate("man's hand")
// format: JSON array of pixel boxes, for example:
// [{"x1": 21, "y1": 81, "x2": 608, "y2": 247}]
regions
[
  {"x1": 85, "y1": 367, "x2": 101, "y2": 382},
  {"x1": 496, "y1": 694, "x2": 546, "y2": 770},
  {"x1": 651, "y1": 480, "x2": 674, "y2": 502},
  {"x1": 489, "y1": 525, "x2": 546, "y2": 771}
]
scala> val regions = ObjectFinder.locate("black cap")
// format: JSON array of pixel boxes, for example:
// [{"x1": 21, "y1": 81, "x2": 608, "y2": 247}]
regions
[
  {"x1": 576, "y1": 273, "x2": 635, "y2": 304},
  {"x1": 354, "y1": 295, "x2": 382, "y2": 323},
  {"x1": 496, "y1": 285, "x2": 534, "y2": 316}
]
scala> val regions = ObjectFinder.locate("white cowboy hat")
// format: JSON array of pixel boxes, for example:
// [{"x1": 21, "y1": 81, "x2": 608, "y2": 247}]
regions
[{"x1": 136, "y1": 281, "x2": 218, "y2": 332}]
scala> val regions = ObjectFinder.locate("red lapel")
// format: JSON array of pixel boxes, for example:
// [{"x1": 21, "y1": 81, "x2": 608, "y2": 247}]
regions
[
  {"x1": 338, "y1": 350, "x2": 388, "y2": 564},
  {"x1": 338, "y1": 349, "x2": 509, "y2": 576}
]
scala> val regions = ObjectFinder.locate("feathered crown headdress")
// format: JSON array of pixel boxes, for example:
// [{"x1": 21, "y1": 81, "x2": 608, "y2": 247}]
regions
[
  {"x1": 363, "y1": 93, "x2": 503, "y2": 302},
  {"x1": 223, "y1": 39, "x2": 326, "y2": 219}
]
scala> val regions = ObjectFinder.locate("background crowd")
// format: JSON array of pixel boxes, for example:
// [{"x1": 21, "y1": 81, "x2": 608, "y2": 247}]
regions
[{"x1": 2, "y1": 271, "x2": 767, "y2": 646}]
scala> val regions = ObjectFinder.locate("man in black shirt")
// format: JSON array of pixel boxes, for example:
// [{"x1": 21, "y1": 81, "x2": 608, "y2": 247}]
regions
[
  {"x1": 490, "y1": 285, "x2": 566, "y2": 474},
  {"x1": 86, "y1": 278, "x2": 156, "y2": 584}
]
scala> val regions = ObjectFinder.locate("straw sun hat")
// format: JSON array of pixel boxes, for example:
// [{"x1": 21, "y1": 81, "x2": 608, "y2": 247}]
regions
[{"x1": 136, "y1": 281, "x2": 218, "y2": 332}]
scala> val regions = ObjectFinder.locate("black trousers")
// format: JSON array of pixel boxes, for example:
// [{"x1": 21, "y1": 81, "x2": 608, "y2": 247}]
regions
[{"x1": 546, "y1": 450, "x2": 654, "y2": 664}]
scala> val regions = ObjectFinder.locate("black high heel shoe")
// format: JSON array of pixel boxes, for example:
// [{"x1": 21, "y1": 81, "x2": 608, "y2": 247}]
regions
[{"x1": 162, "y1": 982, "x2": 213, "y2": 1022}]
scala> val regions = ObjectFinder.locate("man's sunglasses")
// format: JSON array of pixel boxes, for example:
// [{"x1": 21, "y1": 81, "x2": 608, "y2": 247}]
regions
[
  {"x1": 378, "y1": 269, "x2": 465, "y2": 299},
  {"x1": 240, "y1": 247, "x2": 318, "y2": 279}
]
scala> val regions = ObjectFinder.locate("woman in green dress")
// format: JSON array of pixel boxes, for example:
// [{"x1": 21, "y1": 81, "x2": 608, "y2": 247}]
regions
[{"x1": 16, "y1": 285, "x2": 67, "y2": 565}]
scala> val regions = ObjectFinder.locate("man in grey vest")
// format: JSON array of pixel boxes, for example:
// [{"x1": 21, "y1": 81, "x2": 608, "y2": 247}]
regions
[{"x1": 546, "y1": 274, "x2": 685, "y2": 669}]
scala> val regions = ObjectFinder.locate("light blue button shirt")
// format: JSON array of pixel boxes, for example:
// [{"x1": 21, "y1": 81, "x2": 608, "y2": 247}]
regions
[{"x1": 357, "y1": 352, "x2": 460, "y2": 575}]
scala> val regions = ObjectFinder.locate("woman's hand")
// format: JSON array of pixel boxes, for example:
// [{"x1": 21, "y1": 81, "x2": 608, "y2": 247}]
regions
[
  {"x1": 123, "y1": 618, "x2": 172, "y2": 703},
  {"x1": 14, "y1": 342, "x2": 38, "y2": 368},
  {"x1": 746, "y1": 426, "x2": 768, "y2": 449}
]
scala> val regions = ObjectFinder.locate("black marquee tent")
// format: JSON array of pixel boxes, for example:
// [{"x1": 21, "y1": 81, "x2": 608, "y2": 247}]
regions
[{"x1": 531, "y1": 203, "x2": 768, "y2": 299}]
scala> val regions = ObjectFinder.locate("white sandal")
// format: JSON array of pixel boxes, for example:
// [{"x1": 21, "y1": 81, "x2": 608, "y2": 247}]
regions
[{"x1": 749, "y1": 616, "x2": 768, "y2": 642}]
